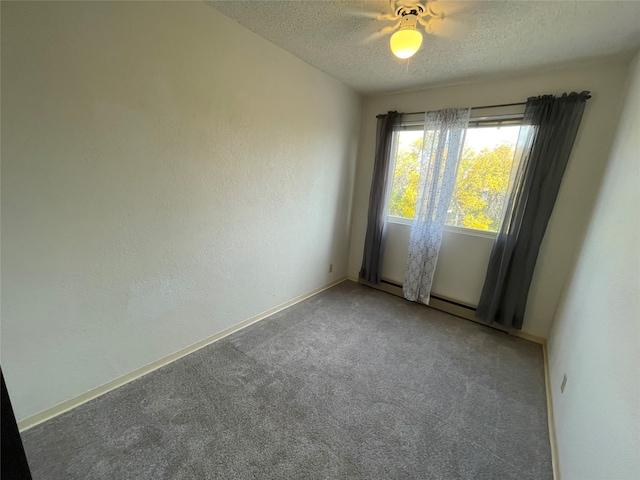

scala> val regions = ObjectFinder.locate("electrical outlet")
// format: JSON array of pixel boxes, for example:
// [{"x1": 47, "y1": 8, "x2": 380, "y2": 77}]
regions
[
  {"x1": 329, "y1": 264, "x2": 333, "y2": 273},
  {"x1": 560, "y1": 374, "x2": 568, "y2": 393}
]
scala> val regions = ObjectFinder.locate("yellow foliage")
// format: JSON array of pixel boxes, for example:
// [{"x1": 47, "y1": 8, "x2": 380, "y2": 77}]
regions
[
  {"x1": 388, "y1": 135, "x2": 422, "y2": 219},
  {"x1": 449, "y1": 143, "x2": 515, "y2": 231},
  {"x1": 388, "y1": 136, "x2": 516, "y2": 232}
]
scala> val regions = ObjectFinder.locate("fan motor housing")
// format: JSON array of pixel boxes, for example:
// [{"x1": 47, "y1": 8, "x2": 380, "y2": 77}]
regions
[{"x1": 399, "y1": 11, "x2": 419, "y2": 30}]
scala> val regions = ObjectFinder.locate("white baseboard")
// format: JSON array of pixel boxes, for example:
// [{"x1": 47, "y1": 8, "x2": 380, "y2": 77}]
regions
[
  {"x1": 512, "y1": 329, "x2": 546, "y2": 346},
  {"x1": 542, "y1": 340, "x2": 561, "y2": 480},
  {"x1": 18, "y1": 277, "x2": 349, "y2": 432}
]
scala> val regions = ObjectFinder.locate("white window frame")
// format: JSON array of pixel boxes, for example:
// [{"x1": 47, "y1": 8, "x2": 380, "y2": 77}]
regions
[{"x1": 386, "y1": 105, "x2": 525, "y2": 237}]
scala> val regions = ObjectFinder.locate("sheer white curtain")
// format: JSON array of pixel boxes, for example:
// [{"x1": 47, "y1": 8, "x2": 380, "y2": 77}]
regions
[{"x1": 404, "y1": 108, "x2": 471, "y2": 304}]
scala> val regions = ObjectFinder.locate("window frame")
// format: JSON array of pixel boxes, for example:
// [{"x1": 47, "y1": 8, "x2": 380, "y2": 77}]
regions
[{"x1": 386, "y1": 106, "x2": 525, "y2": 237}]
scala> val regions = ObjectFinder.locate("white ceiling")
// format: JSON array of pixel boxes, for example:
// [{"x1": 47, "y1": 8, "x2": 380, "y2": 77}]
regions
[{"x1": 208, "y1": 0, "x2": 640, "y2": 94}]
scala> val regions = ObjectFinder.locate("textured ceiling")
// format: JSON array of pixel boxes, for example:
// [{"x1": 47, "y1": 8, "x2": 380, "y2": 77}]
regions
[{"x1": 208, "y1": 0, "x2": 640, "y2": 94}]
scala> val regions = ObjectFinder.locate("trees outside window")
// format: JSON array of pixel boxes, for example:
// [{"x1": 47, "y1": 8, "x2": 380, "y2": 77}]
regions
[{"x1": 387, "y1": 124, "x2": 520, "y2": 232}]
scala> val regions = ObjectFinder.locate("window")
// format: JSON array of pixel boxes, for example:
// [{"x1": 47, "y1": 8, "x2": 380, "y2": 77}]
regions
[{"x1": 387, "y1": 112, "x2": 522, "y2": 233}]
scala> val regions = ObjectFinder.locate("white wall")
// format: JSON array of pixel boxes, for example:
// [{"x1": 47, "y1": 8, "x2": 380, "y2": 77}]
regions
[
  {"x1": 1, "y1": 2, "x2": 361, "y2": 420},
  {"x1": 547, "y1": 52, "x2": 640, "y2": 480},
  {"x1": 381, "y1": 223, "x2": 495, "y2": 307},
  {"x1": 348, "y1": 59, "x2": 630, "y2": 337}
]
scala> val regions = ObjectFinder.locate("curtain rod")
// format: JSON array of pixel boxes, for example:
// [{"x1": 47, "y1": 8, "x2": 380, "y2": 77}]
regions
[{"x1": 403, "y1": 101, "x2": 527, "y2": 116}]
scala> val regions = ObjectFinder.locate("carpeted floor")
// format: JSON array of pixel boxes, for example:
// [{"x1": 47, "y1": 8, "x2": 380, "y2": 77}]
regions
[{"x1": 21, "y1": 280, "x2": 552, "y2": 479}]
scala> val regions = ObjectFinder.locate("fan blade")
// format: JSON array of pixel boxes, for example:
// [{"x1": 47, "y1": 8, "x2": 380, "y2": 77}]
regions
[
  {"x1": 428, "y1": 17, "x2": 471, "y2": 40},
  {"x1": 360, "y1": 29, "x2": 390, "y2": 44},
  {"x1": 432, "y1": 0, "x2": 478, "y2": 17},
  {"x1": 342, "y1": 9, "x2": 385, "y2": 20},
  {"x1": 360, "y1": 20, "x2": 401, "y2": 44},
  {"x1": 417, "y1": 1, "x2": 475, "y2": 39}
]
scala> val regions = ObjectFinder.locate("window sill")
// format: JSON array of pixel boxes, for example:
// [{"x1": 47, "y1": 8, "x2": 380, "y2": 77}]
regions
[
  {"x1": 443, "y1": 224, "x2": 498, "y2": 239},
  {"x1": 387, "y1": 215, "x2": 412, "y2": 226},
  {"x1": 387, "y1": 216, "x2": 498, "y2": 239}
]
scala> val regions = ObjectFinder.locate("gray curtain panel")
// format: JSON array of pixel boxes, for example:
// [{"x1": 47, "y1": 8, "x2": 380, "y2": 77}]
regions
[
  {"x1": 476, "y1": 91, "x2": 591, "y2": 330},
  {"x1": 360, "y1": 111, "x2": 403, "y2": 284}
]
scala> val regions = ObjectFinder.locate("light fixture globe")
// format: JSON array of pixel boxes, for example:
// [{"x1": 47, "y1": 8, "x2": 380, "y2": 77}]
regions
[
  {"x1": 390, "y1": 28, "x2": 423, "y2": 59},
  {"x1": 389, "y1": 10, "x2": 423, "y2": 59}
]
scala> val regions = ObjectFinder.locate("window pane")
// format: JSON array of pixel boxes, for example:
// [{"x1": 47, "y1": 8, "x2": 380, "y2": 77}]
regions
[
  {"x1": 446, "y1": 125, "x2": 520, "y2": 232},
  {"x1": 387, "y1": 130, "x2": 423, "y2": 219},
  {"x1": 387, "y1": 122, "x2": 520, "y2": 231}
]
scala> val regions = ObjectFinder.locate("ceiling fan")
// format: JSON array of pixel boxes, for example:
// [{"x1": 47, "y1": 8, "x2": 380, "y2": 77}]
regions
[{"x1": 356, "y1": 0, "x2": 445, "y2": 59}]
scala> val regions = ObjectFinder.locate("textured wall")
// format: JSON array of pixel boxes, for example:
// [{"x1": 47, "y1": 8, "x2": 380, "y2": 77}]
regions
[
  {"x1": 1, "y1": 1, "x2": 361, "y2": 420},
  {"x1": 548, "y1": 52, "x2": 639, "y2": 480},
  {"x1": 348, "y1": 59, "x2": 629, "y2": 338}
]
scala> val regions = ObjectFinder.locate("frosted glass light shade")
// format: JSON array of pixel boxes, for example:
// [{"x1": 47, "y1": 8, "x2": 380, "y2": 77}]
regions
[{"x1": 390, "y1": 29, "x2": 423, "y2": 59}]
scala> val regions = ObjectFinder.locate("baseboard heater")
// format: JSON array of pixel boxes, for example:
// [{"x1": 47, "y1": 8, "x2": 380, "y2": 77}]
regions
[
  {"x1": 430, "y1": 295, "x2": 477, "y2": 312},
  {"x1": 366, "y1": 279, "x2": 535, "y2": 341},
  {"x1": 372, "y1": 279, "x2": 479, "y2": 322}
]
